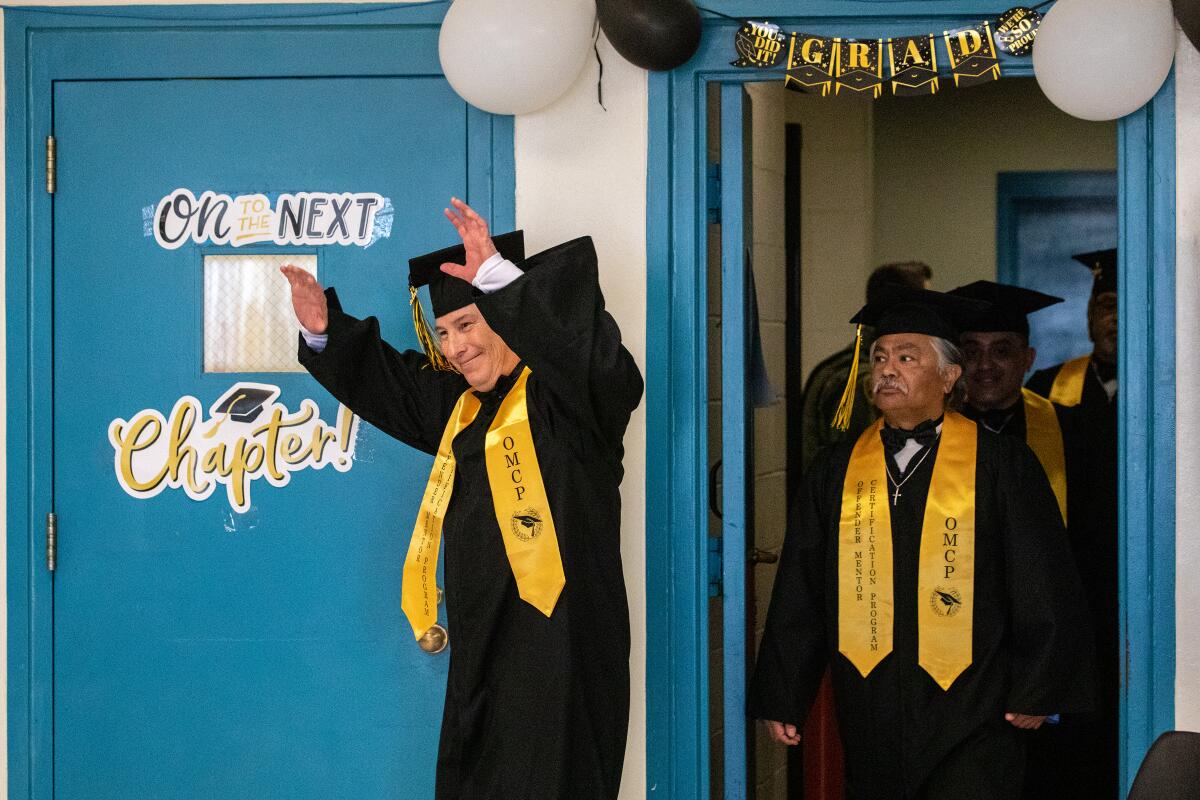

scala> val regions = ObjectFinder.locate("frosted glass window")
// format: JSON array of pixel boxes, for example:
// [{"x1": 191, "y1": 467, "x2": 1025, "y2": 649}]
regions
[{"x1": 203, "y1": 254, "x2": 316, "y2": 373}]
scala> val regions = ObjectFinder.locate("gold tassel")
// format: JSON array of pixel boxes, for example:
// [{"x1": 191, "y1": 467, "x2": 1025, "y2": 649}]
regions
[
  {"x1": 831, "y1": 324, "x2": 863, "y2": 431},
  {"x1": 410, "y1": 286, "x2": 458, "y2": 373}
]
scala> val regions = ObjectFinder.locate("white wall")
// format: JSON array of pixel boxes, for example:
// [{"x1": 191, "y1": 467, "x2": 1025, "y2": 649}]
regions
[
  {"x1": 1174, "y1": 30, "x2": 1200, "y2": 733},
  {"x1": 514, "y1": 39, "x2": 649, "y2": 799},
  {"x1": 0, "y1": 2, "x2": 650, "y2": 797}
]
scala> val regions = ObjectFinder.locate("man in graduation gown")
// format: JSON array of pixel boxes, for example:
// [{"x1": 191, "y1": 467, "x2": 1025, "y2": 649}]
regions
[
  {"x1": 800, "y1": 261, "x2": 933, "y2": 470},
  {"x1": 750, "y1": 286, "x2": 1095, "y2": 800},
  {"x1": 951, "y1": 280, "x2": 1119, "y2": 797},
  {"x1": 1025, "y1": 249, "x2": 1117, "y2": 413},
  {"x1": 280, "y1": 198, "x2": 644, "y2": 799},
  {"x1": 1022, "y1": 252, "x2": 1120, "y2": 799},
  {"x1": 950, "y1": 281, "x2": 1071, "y2": 525}
]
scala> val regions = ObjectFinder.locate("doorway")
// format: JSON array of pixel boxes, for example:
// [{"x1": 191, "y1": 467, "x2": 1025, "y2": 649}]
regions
[{"x1": 646, "y1": 9, "x2": 1176, "y2": 800}]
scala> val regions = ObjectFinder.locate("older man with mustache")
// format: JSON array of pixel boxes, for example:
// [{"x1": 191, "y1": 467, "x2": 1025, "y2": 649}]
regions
[{"x1": 750, "y1": 287, "x2": 1094, "y2": 800}]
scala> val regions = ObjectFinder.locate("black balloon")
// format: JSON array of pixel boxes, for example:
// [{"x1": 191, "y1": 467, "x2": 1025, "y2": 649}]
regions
[
  {"x1": 1176, "y1": 0, "x2": 1200, "y2": 53},
  {"x1": 597, "y1": 0, "x2": 702, "y2": 72}
]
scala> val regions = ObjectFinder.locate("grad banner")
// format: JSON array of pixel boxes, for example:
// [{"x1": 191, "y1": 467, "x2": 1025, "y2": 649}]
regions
[
  {"x1": 835, "y1": 38, "x2": 885, "y2": 98},
  {"x1": 785, "y1": 33, "x2": 839, "y2": 96},
  {"x1": 727, "y1": 7, "x2": 1047, "y2": 99},
  {"x1": 943, "y1": 22, "x2": 1002, "y2": 87},
  {"x1": 731, "y1": 20, "x2": 787, "y2": 68},
  {"x1": 888, "y1": 34, "x2": 940, "y2": 96}
]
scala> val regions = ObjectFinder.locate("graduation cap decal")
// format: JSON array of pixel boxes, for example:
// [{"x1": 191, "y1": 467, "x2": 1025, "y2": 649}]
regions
[{"x1": 205, "y1": 384, "x2": 276, "y2": 438}]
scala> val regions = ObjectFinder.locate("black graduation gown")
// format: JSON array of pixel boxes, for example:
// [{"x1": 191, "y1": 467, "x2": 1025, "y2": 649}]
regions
[
  {"x1": 1025, "y1": 357, "x2": 1113, "y2": 416},
  {"x1": 1021, "y1": 370, "x2": 1119, "y2": 799},
  {"x1": 298, "y1": 238, "x2": 644, "y2": 800},
  {"x1": 749, "y1": 427, "x2": 1095, "y2": 800}
]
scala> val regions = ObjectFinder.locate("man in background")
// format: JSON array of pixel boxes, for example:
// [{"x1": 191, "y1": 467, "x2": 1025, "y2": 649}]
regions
[
  {"x1": 1023, "y1": 249, "x2": 1119, "y2": 800},
  {"x1": 799, "y1": 262, "x2": 932, "y2": 471}
]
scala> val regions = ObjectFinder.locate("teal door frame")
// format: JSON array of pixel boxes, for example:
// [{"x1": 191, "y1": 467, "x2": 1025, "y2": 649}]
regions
[
  {"x1": 645, "y1": 3, "x2": 1175, "y2": 797},
  {"x1": 4, "y1": 6, "x2": 514, "y2": 798}
]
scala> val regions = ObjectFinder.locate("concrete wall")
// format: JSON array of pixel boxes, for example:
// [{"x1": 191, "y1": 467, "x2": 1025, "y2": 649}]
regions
[
  {"x1": 786, "y1": 91, "x2": 876, "y2": 379},
  {"x1": 872, "y1": 77, "x2": 1117, "y2": 290},
  {"x1": 745, "y1": 80, "x2": 791, "y2": 800}
]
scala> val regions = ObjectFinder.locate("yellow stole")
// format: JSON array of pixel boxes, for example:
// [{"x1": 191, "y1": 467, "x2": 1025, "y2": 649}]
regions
[
  {"x1": 400, "y1": 367, "x2": 565, "y2": 639},
  {"x1": 1048, "y1": 355, "x2": 1090, "y2": 407},
  {"x1": 1021, "y1": 388, "x2": 1067, "y2": 524},
  {"x1": 839, "y1": 412, "x2": 977, "y2": 690}
]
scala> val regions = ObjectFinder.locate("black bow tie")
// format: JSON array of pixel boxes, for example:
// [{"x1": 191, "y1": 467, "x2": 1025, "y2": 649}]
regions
[{"x1": 880, "y1": 418, "x2": 941, "y2": 452}]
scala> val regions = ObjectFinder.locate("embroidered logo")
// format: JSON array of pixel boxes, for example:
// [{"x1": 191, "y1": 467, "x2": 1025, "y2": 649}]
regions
[
  {"x1": 930, "y1": 587, "x2": 964, "y2": 617},
  {"x1": 511, "y1": 508, "x2": 543, "y2": 542}
]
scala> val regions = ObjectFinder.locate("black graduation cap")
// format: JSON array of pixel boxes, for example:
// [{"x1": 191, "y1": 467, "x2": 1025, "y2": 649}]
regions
[
  {"x1": 832, "y1": 286, "x2": 989, "y2": 430},
  {"x1": 848, "y1": 284, "x2": 989, "y2": 341},
  {"x1": 408, "y1": 230, "x2": 525, "y2": 317},
  {"x1": 948, "y1": 280, "x2": 1063, "y2": 338},
  {"x1": 1071, "y1": 248, "x2": 1117, "y2": 297},
  {"x1": 406, "y1": 230, "x2": 525, "y2": 370},
  {"x1": 212, "y1": 385, "x2": 274, "y2": 423}
]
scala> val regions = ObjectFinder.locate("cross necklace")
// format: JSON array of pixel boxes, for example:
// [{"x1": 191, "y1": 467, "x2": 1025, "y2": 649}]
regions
[{"x1": 883, "y1": 442, "x2": 937, "y2": 506}]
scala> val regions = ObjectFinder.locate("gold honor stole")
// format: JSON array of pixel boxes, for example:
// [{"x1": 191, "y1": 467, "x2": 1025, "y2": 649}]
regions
[
  {"x1": 839, "y1": 413, "x2": 977, "y2": 690},
  {"x1": 1048, "y1": 355, "x2": 1090, "y2": 407},
  {"x1": 1021, "y1": 388, "x2": 1068, "y2": 524},
  {"x1": 400, "y1": 367, "x2": 565, "y2": 639}
]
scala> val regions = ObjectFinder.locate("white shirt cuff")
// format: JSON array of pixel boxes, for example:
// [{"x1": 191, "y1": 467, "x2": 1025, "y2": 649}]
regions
[
  {"x1": 472, "y1": 252, "x2": 523, "y2": 294},
  {"x1": 299, "y1": 325, "x2": 328, "y2": 353}
]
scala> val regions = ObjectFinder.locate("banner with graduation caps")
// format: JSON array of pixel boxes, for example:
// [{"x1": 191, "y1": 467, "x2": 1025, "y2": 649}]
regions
[
  {"x1": 835, "y1": 38, "x2": 885, "y2": 98},
  {"x1": 732, "y1": 20, "x2": 787, "y2": 68},
  {"x1": 729, "y1": 7, "x2": 1042, "y2": 98},
  {"x1": 943, "y1": 21, "x2": 1002, "y2": 87},
  {"x1": 785, "y1": 33, "x2": 839, "y2": 96},
  {"x1": 888, "y1": 34, "x2": 940, "y2": 95}
]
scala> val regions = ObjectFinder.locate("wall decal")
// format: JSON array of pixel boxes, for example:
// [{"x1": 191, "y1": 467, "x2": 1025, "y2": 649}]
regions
[
  {"x1": 150, "y1": 189, "x2": 388, "y2": 249},
  {"x1": 108, "y1": 382, "x2": 359, "y2": 513}
]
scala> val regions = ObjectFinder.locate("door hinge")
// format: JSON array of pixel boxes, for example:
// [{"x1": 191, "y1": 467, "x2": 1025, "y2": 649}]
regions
[
  {"x1": 706, "y1": 162, "x2": 721, "y2": 225},
  {"x1": 46, "y1": 512, "x2": 57, "y2": 572},
  {"x1": 707, "y1": 536, "x2": 723, "y2": 597},
  {"x1": 46, "y1": 135, "x2": 56, "y2": 195}
]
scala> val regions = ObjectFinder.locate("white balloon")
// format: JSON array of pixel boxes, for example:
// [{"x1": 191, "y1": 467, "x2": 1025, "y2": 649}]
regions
[
  {"x1": 438, "y1": 0, "x2": 596, "y2": 116},
  {"x1": 1033, "y1": 0, "x2": 1175, "y2": 121}
]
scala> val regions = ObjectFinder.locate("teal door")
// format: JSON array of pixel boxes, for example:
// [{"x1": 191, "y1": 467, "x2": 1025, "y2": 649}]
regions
[{"x1": 48, "y1": 69, "x2": 506, "y2": 797}]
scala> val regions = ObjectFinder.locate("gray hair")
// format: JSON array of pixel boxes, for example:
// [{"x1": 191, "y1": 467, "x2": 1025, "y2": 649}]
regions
[
  {"x1": 866, "y1": 335, "x2": 966, "y2": 410},
  {"x1": 931, "y1": 336, "x2": 967, "y2": 410}
]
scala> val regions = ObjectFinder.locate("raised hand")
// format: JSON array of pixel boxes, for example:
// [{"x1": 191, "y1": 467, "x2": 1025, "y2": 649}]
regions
[
  {"x1": 280, "y1": 264, "x2": 329, "y2": 335},
  {"x1": 440, "y1": 197, "x2": 498, "y2": 284}
]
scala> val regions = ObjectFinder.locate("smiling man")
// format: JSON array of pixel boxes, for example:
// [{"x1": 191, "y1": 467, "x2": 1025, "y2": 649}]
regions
[
  {"x1": 281, "y1": 199, "x2": 643, "y2": 800},
  {"x1": 950, "y1": 281, "x2": 1069, "y2": 524},
  {"x1": 750, "y1": 287, "x2": 1094, "y2": 800},
  {"x1": 1017, "y1": 252, "x2": 1121, "y2": 800}
]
